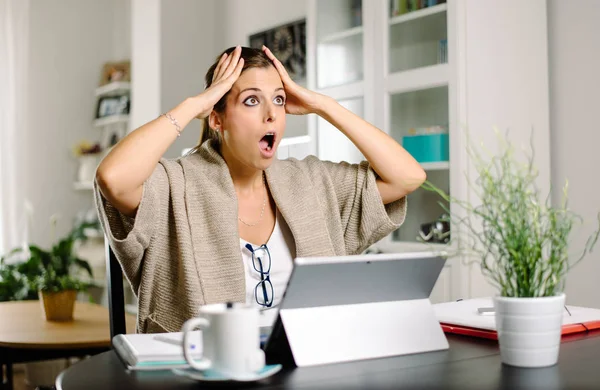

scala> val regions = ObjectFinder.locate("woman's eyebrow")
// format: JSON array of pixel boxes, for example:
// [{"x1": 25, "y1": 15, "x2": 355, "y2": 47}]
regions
[
  {"x1": 239, "y1": 87, "x2": 261, "y2": 94},
  {"x1": 239, "y1": 87, "x2": 285, "y2": 95}
]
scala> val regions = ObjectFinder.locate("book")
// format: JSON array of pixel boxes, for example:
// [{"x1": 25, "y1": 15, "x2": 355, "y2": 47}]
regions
[
  {"x1": 113, "y1": 327, "x2": 273, "y2": 371},
  {"x1": 112, "y1": 331, "x2": 202, "y2": 371},
  {"x1": 433, "y1": 297, "x2": 600, "y2": 340}
]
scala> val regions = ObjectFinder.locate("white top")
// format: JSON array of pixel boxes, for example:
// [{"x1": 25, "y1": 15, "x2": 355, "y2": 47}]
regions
[{"x1": 240, "y1": 209, "x2": 295, "y2": 327}]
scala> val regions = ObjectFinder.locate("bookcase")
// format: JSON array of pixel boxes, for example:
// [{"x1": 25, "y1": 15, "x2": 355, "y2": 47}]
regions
[{"x1": 307, "y1": 0, "x2": 552, "y2": 301}]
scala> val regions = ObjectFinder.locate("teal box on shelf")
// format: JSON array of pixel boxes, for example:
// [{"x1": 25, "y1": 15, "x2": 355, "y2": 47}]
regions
[{"x1": 402, "y1": 133, "x2": 449, "y2": 163}]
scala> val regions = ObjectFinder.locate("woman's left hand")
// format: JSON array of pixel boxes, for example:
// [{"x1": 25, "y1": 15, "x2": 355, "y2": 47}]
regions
[{"x1": 262, "y1": 45, "x2": 325, "y2": 115}]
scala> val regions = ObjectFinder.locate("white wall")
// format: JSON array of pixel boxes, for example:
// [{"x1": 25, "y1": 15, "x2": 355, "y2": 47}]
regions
[
  {"x1": 160, "y1": 0, "x2": 217, "y2": 158},
  {"x1": 130, "y1": 0, "x2": 160, "y2": 133},
  {"x1": 218, "y1": 0, "x2": 307, "y2": 48},
  {"x1": 26, "y1": 0, "x2": 117, "y2": 247},
  {"x1": 112, "y1": 0, "x2": 131, "y2": 61},
  {"x1": 458, "y1": 0, "x2": 551, "y2": 299},
  {"x1": 548, "y1": 0, "x2": 600, "y2": 308}
]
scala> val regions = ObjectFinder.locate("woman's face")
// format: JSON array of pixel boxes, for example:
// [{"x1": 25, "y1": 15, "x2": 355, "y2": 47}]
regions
[{"x1": 218, "y1": 65, "x2": 286, "y2": 171}]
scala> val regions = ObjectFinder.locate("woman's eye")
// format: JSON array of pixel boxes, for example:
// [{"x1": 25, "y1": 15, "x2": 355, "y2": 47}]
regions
[
  {"x1": 244, "y1": 97, "x2": 259, "y2": 106},
  {"x1": 274, "y1": 96, "x2": 285, "y2": 105}
]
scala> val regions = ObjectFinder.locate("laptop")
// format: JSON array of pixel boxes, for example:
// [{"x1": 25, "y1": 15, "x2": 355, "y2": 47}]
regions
[{"x1": 261, "y1": 251, "x2": 448, "y2": 367}]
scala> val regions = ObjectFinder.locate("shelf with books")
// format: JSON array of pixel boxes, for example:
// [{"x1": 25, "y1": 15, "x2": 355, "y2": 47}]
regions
[
  {"x1": 389, "y1": 2, "x2": 447, "y2": 26},
  {"x1": 388, "y1": 1, "x2": 447, "y2": 74}
]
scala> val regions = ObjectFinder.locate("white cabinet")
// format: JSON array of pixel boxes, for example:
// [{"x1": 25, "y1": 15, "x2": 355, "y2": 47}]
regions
[{"x1": 307, "y1": 0, "x2": 551, "y2": 301}]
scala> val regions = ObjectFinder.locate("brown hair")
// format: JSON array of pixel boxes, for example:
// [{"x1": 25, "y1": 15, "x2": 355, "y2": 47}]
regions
[{"x1": 197, "y1": 46, "x2": 273, "y2": 148}]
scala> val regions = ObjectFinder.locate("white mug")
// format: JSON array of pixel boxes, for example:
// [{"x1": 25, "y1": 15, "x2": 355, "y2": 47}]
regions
[{"x1": 181, "y1": 303, "x2": 265, "y2": 377}]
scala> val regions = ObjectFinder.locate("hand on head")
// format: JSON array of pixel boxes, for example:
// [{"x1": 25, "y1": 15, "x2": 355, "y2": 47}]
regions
[
  {"x1": 261, "y1": 45, "x2": 323, "y2": 116},
  {"x1": 195, "y1": 46, "x2": 245, "y2": 120}
]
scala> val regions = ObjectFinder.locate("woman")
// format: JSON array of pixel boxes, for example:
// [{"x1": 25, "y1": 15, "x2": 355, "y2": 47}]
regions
[{"x1": 95, "y1": 45, "x2": 425, "y2": 333}]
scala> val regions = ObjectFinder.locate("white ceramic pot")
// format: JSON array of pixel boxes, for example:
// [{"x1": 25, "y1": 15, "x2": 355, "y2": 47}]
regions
[{"x1": 493, "y1": 293, "x2": 565, "y2": 368}]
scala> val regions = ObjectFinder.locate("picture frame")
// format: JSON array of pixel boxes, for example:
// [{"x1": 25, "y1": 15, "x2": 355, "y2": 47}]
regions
[
  {"x1": 99, "y1": 61, "x2": 131, "y2": 85},
  {"x1": 95, "y1": 95, "x2": 130, "y2": 119},
  {"x1": 249, "y1": 19, "x2": 306, "y2": 81}
]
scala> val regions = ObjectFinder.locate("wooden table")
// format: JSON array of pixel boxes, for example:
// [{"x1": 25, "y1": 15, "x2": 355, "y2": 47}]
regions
[{"x1": 0, "y1": 300, "x2": 136, "y2": 390}]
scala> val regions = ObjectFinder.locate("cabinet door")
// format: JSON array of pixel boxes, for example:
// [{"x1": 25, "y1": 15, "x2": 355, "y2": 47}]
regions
[
  {"x1": 311, "y1": 0, "x2": 367, "y2": 164},
  {"x1": 383, "y1": 1, "x2": 451, "y2": 250},
  {"x1": 316, "y1": 0, "x2": 364, "y2": 89},
  {"x1": 388, "y1": 0, "x2": 448, "y2": 74},
  {"x1": 389, "y1": 86, "x2": 449, "y2": 245}
]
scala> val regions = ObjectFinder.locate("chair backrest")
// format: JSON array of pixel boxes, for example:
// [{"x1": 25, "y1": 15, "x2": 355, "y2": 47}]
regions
[{"x1": 105, "y1": 241, "x2": 126, "y2": 339}]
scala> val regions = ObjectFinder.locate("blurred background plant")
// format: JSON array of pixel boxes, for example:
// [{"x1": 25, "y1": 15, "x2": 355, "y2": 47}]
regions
[
  {"x1": 0, "y1": 215, "x2": 99, "y2": 301},
  {"x1": 72, "y1": 140, "x2": 102, "y2": 157}
]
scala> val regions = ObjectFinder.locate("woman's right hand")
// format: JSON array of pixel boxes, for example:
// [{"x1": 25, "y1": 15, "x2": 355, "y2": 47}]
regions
[{"x1": 195, "y1": 45, "x2": 244, "y2": 120}]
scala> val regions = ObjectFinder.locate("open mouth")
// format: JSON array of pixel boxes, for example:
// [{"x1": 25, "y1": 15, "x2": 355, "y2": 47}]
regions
[{"x1": 259, "y1": 132, "x2": 276, "y2": 152}]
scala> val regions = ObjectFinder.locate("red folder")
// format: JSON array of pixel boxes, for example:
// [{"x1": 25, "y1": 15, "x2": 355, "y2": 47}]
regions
[
  {"x1": 440, "y1": 321, "x2": 600, "y2": 341},
  {"x1": 434, "y1": 298, "x2": 600, "y2": 341}
]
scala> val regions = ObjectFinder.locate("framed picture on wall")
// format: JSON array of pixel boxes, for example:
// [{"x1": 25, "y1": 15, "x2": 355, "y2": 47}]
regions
[
  {"x1": 249, "y1": 19, "x2": 306, "y2": 81},
  {"x1": 95, "y1": 95, "x2": 130, "y2": 118}
]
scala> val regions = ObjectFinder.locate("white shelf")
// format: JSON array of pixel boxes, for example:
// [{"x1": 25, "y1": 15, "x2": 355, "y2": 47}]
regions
[
  {"x1": 389, "y1": 3, "x2": 447, "y2": 26},
  {"x1": 95, "y1": 81, "x2": 131, "y2": 97},
  {"x1": 319, "y1": 25, "x2": 363, "y2": 44},
  {"x1": 317, "y1": 80, "x2": 364, "y2": 101},
  {"x1": 94, "y1": 114, "x2": 129, "y2": 127},
  {"x1": 421, "y1": 161, "x2": 449, "y2": 171},
  {"x1": 73, "y1": 181, "x2": 94, "y2": 191},
  {"x1": 386, "y1": 63, "x2": 449, "y2": 94}
]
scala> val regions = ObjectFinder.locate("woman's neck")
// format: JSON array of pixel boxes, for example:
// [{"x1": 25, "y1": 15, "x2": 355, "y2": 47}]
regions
[
  {"x1": 230, "y1": 169, "x2": 264, "y2": 196},
  {"x1": 220, "y1": 146, "x2": 265, "y2": 195}
]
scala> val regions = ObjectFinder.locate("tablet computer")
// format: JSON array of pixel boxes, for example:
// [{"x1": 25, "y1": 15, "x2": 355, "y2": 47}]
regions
[{"x1": 263, "y1": 251, "x2": 447, "y2": 366}]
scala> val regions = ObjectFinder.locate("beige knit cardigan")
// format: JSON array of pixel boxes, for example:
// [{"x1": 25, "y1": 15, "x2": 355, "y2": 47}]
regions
[{"x1": 94, "y1": 140, "x2": 407, "y2": 333}]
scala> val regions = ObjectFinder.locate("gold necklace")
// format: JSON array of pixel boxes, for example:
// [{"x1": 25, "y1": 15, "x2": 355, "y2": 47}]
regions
[{"x1": 238, "y1": 174, "x2": 267, "y2": 227}]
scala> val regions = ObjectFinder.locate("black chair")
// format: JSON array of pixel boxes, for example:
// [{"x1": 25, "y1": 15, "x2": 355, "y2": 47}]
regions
[{"x1": 105, "y1": 241, "x2": 126, "y2": 339}]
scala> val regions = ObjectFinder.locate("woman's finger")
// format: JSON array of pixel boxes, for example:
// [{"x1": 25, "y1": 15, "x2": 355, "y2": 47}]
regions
[
  {"x1": 215, "y1": 52, "x2": 233, "y2": 81},
  {"x1": 216, "y1": 46, "x2": 240, "y2": 81},
  {"x1": 221, "y1": 46, "x2": 242, "y2": 80},
  {"x1": 262, "y1": 46, "x2": 292, "y2": 83},
  {"x1": 212, "y1": 52, "x2": 228, "y2": 83},
  {"x1": 228, "y1": 57, "x2": 244, "y2": 81}
]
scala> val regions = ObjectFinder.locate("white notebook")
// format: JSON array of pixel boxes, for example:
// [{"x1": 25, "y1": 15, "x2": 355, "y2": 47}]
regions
[
  {"x1": 434, "y1": 297, "x2": 600, "y2": 330},
  {"x1": 112, "y1": 331, "x2": 202, "y2": 371}
]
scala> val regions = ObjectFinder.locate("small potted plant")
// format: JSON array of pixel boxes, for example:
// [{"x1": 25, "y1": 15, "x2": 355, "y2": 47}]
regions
[
  {"x1": 422, "y1": 130, "x2": 600, "y2": 368},
  {"x1": 0, "y1": 218, "x2": 96, "y2": 320}
]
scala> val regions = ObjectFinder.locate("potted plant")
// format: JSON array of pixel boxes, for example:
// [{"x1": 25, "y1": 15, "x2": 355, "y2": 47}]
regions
[
  {"x1": 0, "y1": 219, "x2": 96, "y2": 321},
  {"x1": 422, "y1": 130, "x2": 600, "y2": 368}
]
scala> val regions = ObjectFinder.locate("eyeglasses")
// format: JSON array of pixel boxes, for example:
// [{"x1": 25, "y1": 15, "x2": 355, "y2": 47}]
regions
[{"x1": 244, "y1": 243, "x2": 273, "y2": 307}]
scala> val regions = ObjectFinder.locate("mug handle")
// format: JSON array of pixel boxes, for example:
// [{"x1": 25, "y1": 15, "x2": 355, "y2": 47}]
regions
[{"x1": 181, "y1": 317, "x2": 211, "y2": 371}]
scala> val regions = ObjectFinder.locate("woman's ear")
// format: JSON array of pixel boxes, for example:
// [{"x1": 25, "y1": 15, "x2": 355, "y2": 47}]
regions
[{"x1": 208, "y1": 111, "x2": 222, "y2": 132}]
